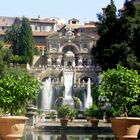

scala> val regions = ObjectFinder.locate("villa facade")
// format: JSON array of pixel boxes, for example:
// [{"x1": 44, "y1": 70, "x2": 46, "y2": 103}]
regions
[{"x1": 0, "y1": 16, "x2": 100, "y2": 83}]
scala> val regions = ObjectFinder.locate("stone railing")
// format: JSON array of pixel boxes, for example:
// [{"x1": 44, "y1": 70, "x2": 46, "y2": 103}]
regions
[{"x1": 30, "y1": 65, "x2": 101, "y2": 72}]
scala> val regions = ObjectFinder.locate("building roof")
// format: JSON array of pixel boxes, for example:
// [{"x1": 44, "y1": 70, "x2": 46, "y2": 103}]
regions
[
  {"x1": 30, "y1": 18, "x2": 55, "y2": 24},
  {"x1": 69, "y1": 18, "x2": 79, "y2": 22},
  {"x1": 32, "y1": 31, "x2": 54, "y2": 37}
]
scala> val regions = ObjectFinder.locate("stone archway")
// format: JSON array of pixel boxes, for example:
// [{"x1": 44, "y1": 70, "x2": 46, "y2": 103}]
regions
[
  {"x1": 60, "y1": 43, "x2": 79, "y2": 53},
  {"x1": 60, "y1": 43, "x2": 79, "y2": 67}
]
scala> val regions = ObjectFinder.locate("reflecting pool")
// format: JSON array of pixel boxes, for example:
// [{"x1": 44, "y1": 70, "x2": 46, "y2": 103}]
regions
[{"x1": 23, "y1": 131, "x2": 115, "y2": 140}]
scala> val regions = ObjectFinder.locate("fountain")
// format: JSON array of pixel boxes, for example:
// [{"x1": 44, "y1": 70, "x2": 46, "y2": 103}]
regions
[
  {"x1": 39, "y1": 72, "x2": 94, "y2": 111},
  {"x1": 63, "y1": 71, "x2": 74, "y2": 106},
  {"x1": 84, "y1": 78, "x2": 93, "y2": 109},
  {"x1": 40, "y1": 78, "x2": 53, "y2": 111}
]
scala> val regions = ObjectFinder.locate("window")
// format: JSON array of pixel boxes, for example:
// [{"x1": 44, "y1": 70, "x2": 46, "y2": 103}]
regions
[
  {"x1": 2, "y1": 26, "x2": 5, "y2": 30},
  {"x1": 82, "y1": 58, "x2": 88, "y2": 66},
  {"x1": 43, "y1": 26, "x2": 45, "y2": 31},
  {"x1": 72, "y1": 21, "x2": 76, "y2": 24}
]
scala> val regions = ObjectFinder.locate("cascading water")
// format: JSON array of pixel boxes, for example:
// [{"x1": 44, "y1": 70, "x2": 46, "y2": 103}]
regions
[
  {"x1": 63, "y1": 71, "x2": 74, "y2": 106},
  {"x1": 41, "y1": 78, "x2": 53, "y2": 111},
  {"x1": 84, "y1": 78, "x2": 93, "y2": 109}
]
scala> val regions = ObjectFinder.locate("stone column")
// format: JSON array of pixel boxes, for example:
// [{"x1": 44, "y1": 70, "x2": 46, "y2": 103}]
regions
[
  {"x1": 72, "y1": 60, "x2": 75, "y2": 67},
  {"x1": 47, "y1": 58, "x2": 52, "y2": 66},
  {"x1": 26, "y1": 104, "x2": 38, "y2": 126},
  {"x1": 78, "y1": 58, "x2": 82, "y2": 66},
  {"x1": 57, "y1": 58, "x2": 61, "y2": 66}
]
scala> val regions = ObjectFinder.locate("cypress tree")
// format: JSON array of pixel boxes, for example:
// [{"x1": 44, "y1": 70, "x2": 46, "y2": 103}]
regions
[{"x1": 18, "y1": 17, "x2": 34, "y2": 65}]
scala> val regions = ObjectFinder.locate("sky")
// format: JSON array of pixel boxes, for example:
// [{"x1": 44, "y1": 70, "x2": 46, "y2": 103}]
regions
[{"x1": 0, "y1": 0, "x2": 124, "y2": 24}]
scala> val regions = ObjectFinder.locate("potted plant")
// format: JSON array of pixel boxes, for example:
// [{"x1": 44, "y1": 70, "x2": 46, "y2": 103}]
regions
[
  {"x1": 0, "y1": 68, "x2": 40, "y2": 140},
  {"x1": 84, "y1": 104, "x2": 103, "y2": 127},
  {"x1": 98, "y1": 65, "x2": 140, "y2": 139},
  {"x1": 57, "y1": 105, "x2": 70, "y2": 126}
]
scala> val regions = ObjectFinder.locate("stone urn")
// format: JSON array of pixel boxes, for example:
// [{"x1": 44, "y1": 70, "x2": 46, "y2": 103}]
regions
[
  {"x1": 0, "y1": 116, "x2": 28, "y2": 140},
  {"x1": 111, "y1": 117, "x2": 140, "y2": 140}
]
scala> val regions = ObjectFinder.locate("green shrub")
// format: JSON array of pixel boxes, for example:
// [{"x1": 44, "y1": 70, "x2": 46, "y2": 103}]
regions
[
  {"x1": 99, "y1": 65, "x2": 140, "y2": 117},
  {"x1": 129, "y1": 105, "x2": 140, "y2": 117}
]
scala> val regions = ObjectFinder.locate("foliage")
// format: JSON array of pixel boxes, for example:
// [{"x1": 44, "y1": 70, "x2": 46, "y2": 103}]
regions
[
  {"x1": 73, "y1": 97, "x2": 82, "y2": 110},
  {"x1": 99, "y1": 65, "x2": 140, "y2": 117},
  {"x1": 105, "y1": 107, "x2": 122, "y2": 118},
  {"x1": 84, "y1": 104, "x2": 103, "y2": 119},
  {"x1": 128, "y1": 105, "x2": 140, "y2": 117},
  {"x1": 0, "y1": 42, "x2": 12, "y2": 77},
  {"x1": 10, "y1": 55, "x2": 29, "y2": 64},
  {"x1": 4, "y1": 24, "x2": 21, "y2": 55},
  {"x1": 48, "y1": 111, "x2": 56, "y2": 119},
  {"x1": 0, "y1": 68, "x2": 40, "y2": 115},
  {"x1": 69, "y1": 107, "x2": 77, "y2": 118},
  {"x1": 95, "y1": 0, "x2": 140, "y2": 72},
  {"x1": 91, "y1": 84, "x2": 101, "y2": 105},
  {"x1": 57, "y1": 105, "x2": 70, "y2": 118}
]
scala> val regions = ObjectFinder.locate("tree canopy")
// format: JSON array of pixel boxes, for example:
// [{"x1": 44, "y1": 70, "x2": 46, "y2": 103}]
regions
[
  {"x1": 95, "y1": 0, "x2": 140, "y2": 72},
  {"x1": 98, "y1": 65, "x2": 140, "y2": 116},
  {"x1": 0, "y1": 68, "x2": 40, "y2": 115}
]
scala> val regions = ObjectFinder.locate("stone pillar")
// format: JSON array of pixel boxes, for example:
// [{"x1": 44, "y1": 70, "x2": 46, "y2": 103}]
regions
[
  {"x1": 26, "y1": 104, "x2": 38, "y2": 126},
  {"x1": 72, "y1": 60, "x2": 75, "y2": 67},
  {"x1": 78, "y1": 58, "x2": 82, "y2": 66},
  {"x1": 47, "y1": 58, "x2": 52, "y2": 66},
  {"x1": 88, "y1": 58, "x2": 92, "y2": 65},
  {"x1": 57, "y1": 58, "x2": 61, "y2": 66}
]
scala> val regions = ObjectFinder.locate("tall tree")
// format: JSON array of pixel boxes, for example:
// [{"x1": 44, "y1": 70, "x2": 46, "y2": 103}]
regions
[
  {"x1": 18, "y1": 17, "x2": 34, "y2": 65},
  {"x1": 95, "y1": 0, "x2": 140, "y2": 71},
  {"x1": 95, "y1": 0, "x2": 118, "y2": 70}
]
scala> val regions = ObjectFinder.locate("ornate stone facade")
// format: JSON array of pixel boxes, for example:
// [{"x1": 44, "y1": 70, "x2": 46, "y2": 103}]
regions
[
  {"x1": 32, "y1": 22, "x2": 100, "y2": 83},
  {"x1": 45, "y1": 27, "x2": 96, "y2": 68}
]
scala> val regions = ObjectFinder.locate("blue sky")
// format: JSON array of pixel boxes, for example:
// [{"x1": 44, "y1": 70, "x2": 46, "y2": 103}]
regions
[{"x1": 0, "y1": 0, "x2": 124, "y2": 24}]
